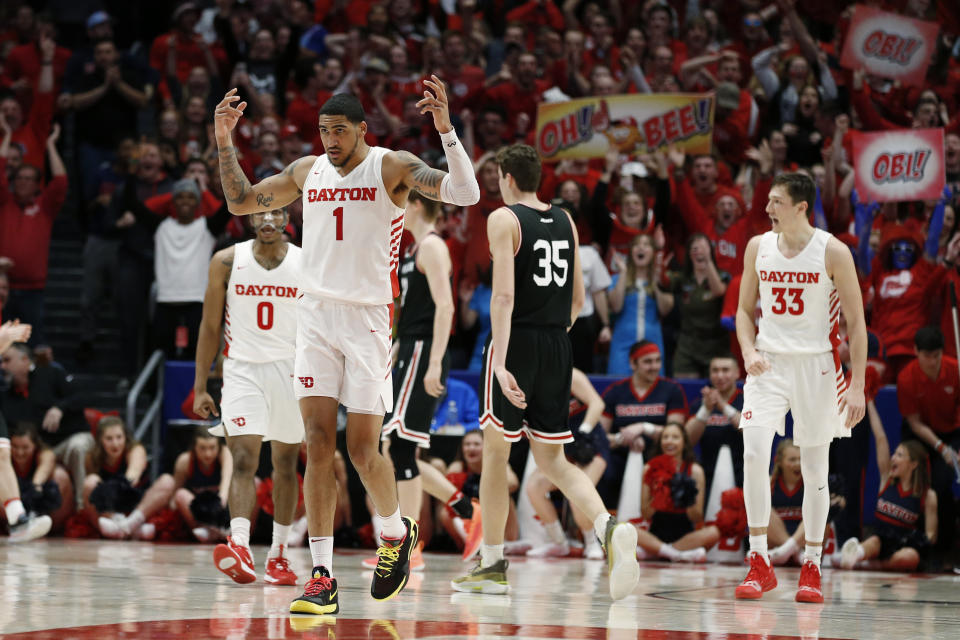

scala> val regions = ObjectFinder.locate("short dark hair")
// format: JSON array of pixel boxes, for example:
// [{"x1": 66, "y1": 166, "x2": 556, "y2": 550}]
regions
[
  {"x1": 293, "y1": 58, "x2": 319, "y2": 89},
  {"x1": 318, "y1": 93, "x2": 365, "y2": 124},
  {"x1": 770, "y1": 172, "x2": 816, "y2": 213},
  {"x1": 914, "y1": 326, "x2": 944, "y2": 351},
  {"x1": 495, "y1": 143, "x2": 541, "y2": 192},
  {"x1": 407, "y1": 190, "x2": 440, "y2": 222}
]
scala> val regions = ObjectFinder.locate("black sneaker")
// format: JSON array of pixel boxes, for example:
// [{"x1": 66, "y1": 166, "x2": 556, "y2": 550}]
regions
[
  {"x1": 290, "y1": 566, "x2": 339, "y2": 615},
  {"x1": 370, "y1": 516, "x2": 419, "y2": 601}
]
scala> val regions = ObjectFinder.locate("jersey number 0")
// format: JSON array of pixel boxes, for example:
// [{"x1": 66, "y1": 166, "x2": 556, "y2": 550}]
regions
[{"x1": 533, "y1": 239, "x2": 569, "y2": 287}]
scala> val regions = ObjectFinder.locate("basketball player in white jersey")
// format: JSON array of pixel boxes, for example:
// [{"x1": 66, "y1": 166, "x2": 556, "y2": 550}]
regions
[
  {"x1": 734, "y1": 173, "x2": 866, "y2": 604},
  {"x1": 193, "y1": 208, "x2": 303, "y2": 587},
  {"x1": 213, "y1": 77, "x2": 480, "y2": 614}
]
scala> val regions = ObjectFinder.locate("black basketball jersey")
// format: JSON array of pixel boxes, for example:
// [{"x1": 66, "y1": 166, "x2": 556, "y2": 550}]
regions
[
  {"x1": 397, "y1": 232, "x2": 441, "y2": 338},
  {"x1": 508, "y1": 203, "x2": 575, "y2": 328}
]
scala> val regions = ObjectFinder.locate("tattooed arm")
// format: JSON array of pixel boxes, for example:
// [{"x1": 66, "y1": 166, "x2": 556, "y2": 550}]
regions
[
  {"x1": 193, "y1": 246, "x2": 233, "y2": 419},
  {"x1": 214, "y1": 88, "x2": 314, "y2": 215}
]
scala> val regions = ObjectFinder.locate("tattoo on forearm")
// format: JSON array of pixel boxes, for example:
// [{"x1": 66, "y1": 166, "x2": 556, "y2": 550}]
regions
[
  {"x1": 398, "y1": 151, "x2": 443, "y2": 199},
  {"x1": 256, "y1": 193, "x2": 274, "y2": 207},
  {"x1": 218, "y1": 145, "x2": 251, "y2": 205},
  {"x1": 283, "y1": 157, "x2": 304, "y2": 195}
]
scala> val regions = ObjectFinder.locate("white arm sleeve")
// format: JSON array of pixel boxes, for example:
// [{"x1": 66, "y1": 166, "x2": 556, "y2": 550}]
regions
[{"x1": 438, "y1": 130, "x2": 481, "y2": 206}]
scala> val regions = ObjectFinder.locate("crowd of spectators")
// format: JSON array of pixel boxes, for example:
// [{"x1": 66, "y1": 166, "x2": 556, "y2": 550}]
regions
[{"x1": 0, "y1": 0, "x2": 958, "y2": 567}]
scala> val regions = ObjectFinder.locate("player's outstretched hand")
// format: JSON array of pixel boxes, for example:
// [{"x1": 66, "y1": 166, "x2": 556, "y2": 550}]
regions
[
  {"x1": 194, "y1": 390, "x2": 220, "y2": 418},
  {"x1": 743, "y1": 349, "x2": 770, "y2": 376},
  {"x1": 494, "y1": 366, "x2": 526, "y2": 409},
  {"x1": 839, "y1": 385, "x2": 865, "y2": 429},
  {"x1": 423, "y1": 362, "x2": 445, "y2": 398},
  {"x1": 417, "y1": 75, "x2": 453, "y2": 134},
  {"x1": 214, "y1": 88, "x2": 247, "y2": 139}
]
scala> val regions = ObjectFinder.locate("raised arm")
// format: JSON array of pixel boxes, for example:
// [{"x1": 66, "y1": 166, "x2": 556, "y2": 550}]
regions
[
  {"x1": 383, "y1": 76, "x2": 480, "y2": 207},
  {"x1": 214, "y1": 88, "x2": 313, "y2": 214},
  {"x1": 193, "y1": 247, "x2": 232, "y2": 419},
  {"x1": 866, "y1": 399, "x2": 890, "y2": 482}
]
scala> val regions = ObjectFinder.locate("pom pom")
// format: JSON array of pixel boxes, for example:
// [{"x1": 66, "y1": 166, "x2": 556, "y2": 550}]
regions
[
  {"x1": 20, "y1": 480, "x2": 62, "y2": 515},
  {"x1": 669, "y1": 472, "x2": 699, "y2": 508},
  {"x1": 90, "y1": 477, "x2": 142, "y2": 514},
  {"x1": 148, "y1": 508, "x2": 186, "y2": 542},
  {"x1": 715, "y1": 487, "x2": 747, "y2": 537},
  {"x1": 643, "y1": 454, "x2": 678, "y2": 512},
  {"x1": 64, "y1": 512, "x2": 99, "y2": 538},
  {"x1": 190, "y1": 491, "x2": 230, "y2": 528}
]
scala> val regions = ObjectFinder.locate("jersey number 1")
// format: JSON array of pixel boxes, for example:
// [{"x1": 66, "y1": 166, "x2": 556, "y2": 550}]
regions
[
  {"x1": 332, "y1": 206, "x2": 343, "y2": 241},
  {"x1": 770, "y1": 287, "x2": 804, "y2": 315},
  {"x1": 533, "y1": 239, "x2": 569, "y2": 287}
]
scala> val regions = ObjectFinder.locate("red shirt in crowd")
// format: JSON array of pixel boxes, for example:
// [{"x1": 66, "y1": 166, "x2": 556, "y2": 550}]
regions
[
  {"x1": 286, "y1": 91, "x2": 332, "y2": 139},
  {"x1": 148, "y1": 33, "x2": 227, "y2": 100},
  {"x1": 484, "y1": 78, "x2": 551, "y2": 133},
  {"x1": 868, "y1": 257, "x2": 943, "y2": 358},
  {"x1": 10, "y1": 89, "x2": 54, "y2": 171},
  {"x1": 938, "y1": 268, "x2": 960, "y2": 359},
  {"x1": 143, "y1": 190, "x2": 223, "y2": 218},
  {"x1": 0, "y1": 158, "x2": 68, "y2": 290},
  {"x1": 1, "y1": 41, "x2": 71, "y2": 109},
  {"x1": 897, "y1": 356, "x2": 960, "y2": 435}
]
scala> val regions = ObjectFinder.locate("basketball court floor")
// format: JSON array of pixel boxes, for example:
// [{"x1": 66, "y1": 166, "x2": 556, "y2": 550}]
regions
[{"x1": 1, "y1": 540, "x2": 958, "y2": 639}]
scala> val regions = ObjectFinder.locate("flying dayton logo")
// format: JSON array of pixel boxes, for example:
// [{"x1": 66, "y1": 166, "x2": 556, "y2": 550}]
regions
[
  {"x1": 231, "y1": 417, "x2": 246, "y2": 427},
  {"x1": 298, "y1": 376, "x2": 314, "y2": 388}
]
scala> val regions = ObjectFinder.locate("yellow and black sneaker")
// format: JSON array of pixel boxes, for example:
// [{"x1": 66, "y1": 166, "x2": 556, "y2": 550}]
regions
[
  {"x1": 290, "y1": 566, "x2": 339, "y2": 615},
  {"x1": 370, "y1": 516, "x2": 419, "y2": 601},
  {"x1": 450, "y1": 558, "x2": 510, "y2": 594}
]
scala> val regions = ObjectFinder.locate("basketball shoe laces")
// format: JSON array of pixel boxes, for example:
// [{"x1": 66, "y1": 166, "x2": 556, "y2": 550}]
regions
[
  {"x1": 303, "y1": 574, "x2": 333, "y2": 597},
  {"x1": 272, "y1": 556, "x2": 292, "y2": 573},
  {"x1": 743, "y1": 553, "x2": 767, "y2": 587},
  {"x1": 798, "y1": 561, "x2": 819, "y2": 589},
  {"x1": 375, "y1": 541, "x2": 401, "y2": 578}
]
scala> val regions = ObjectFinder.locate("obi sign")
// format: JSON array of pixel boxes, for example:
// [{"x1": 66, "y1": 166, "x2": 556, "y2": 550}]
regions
[
  {"x1": 852, "y1": 128, "x2": 945, "y2": 203},
  {"x1": 839, "y1": 4, "x2": 939, "y2": 86},
  {"x1": 535, "y1": 93, "x2": 714, "y2": 161}
]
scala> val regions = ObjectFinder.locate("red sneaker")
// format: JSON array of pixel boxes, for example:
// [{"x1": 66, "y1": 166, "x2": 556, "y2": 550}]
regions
[
  {"x1": 410, "y1": 541, "x2": 425, "y2": 571},
  {"x1": 735, "y1": 552, "x2": 777, "y2": 599},
  {"x1": 213, "y1": 536, "x2": 257, "y2": 584},
  {"x1": 462, "y1": 500, "x2": 483, "y2": 562},
  {"x1": 795, "y1": 561, "x2": 824, "y2": 603},
  {"x1": 265, "y1": 545, "x2": 298, "y2": 585}
]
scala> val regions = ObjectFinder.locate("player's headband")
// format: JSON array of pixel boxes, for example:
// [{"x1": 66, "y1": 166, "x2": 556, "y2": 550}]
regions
[{"x1": 629, "y1": 343, "x2": 660, "y2": 361}]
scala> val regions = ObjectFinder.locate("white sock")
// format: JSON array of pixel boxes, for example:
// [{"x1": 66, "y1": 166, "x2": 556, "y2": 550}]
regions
[
  {"x1": 854, "y1": 544, "x2": 865, "y2": 563},
  {"x1": 481, "y1": 543, "x2": 504, "y2": 567},
  {"x1": 230, "y1": 517, "x2": 251, "y2": 548},
  {"x1": 269, "y1": 522, "x2": 291, "y2": 558},
  {"x1": 804, "y1": 544, "x2": 823, "y2": 567},
  {"x1": 4, "y1": 498, "x2": 26, "y2": 525},
  {"x1": 309, "y1": 536, "x2": 333, "y2": 571},
  {"x1": 377, "y1": 506, "x2": 405, "y2": 540},
  {"x1": 544, "y1": 520, "x2": 565, "y2": 545},
  {"x1": 771, "y1": 537, "x2": 798, "y2": 559},
  {"x1": 749, "y1": 534, "x2": 769, "y2": 563},
  {"x1": 593, "y1": 512, "x2": 612, "y2": 544},
  {"x1": 658, "y1": 543, "x2": 681, "y2": 560},
  {"x1": 124, "y1": 509, "x2": 145, "y2": 532},
  {"x1": 678, "y1": 547, "x2": 706, "y2": 562},
  {"x1": 583, "y1": 528, "x2": 599, "y2": 546}
]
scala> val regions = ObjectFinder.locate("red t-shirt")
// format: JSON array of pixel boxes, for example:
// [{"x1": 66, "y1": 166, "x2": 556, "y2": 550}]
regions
[
  {"x1": 938, "y1": 269, "x2": 960, "y2": 359},
  {"x1": 11, "y1": 89, "x2": 54, "y2": 170},
  {"x1": 897, "y1": 357, "x2": 960, "y2": 435},
  {"x1": 1, "y1": 42, "x2": 71, "y2": 109},
  {"x1": 144, "y1": 190, "x2": 223, "y2": 218},
  {"x1": 0, "y1": 158, "x2": 68, "y2": 290},
  {"x1": 869, "y1": 259, "x2": 944, "y2": 357},
  {"x1": 484, "y1": 79, "x2": 551, "y2": 132},
  {"x1": 149, "y1": 32, "x2": 227, "y2": 100},
  {"x1": 460, "y1": 190, "x2": 503, "y2": 286}
]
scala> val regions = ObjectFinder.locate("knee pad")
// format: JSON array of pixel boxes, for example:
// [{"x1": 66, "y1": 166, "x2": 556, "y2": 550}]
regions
[{"x1": 389, "y1": 435, "x2": 420, "y2": 481}]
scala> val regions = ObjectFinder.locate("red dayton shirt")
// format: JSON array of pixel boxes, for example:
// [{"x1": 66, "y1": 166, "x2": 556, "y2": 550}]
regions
[
  {"x1": 0, "y1": 158, "x2": 68, "y2": 290},
  {"x1": 897, "y1": 357, "x2": 960, "y2": 436}
]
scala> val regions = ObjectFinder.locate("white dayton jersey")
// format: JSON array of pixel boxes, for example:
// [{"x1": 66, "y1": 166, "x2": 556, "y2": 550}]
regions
[
  {"x1": 754, "y1": 229, "x2": 840, "y2": 355},
  {"x1": 223, "y1": 240, "x2": 302, "y2": 362},
  {"x1": 301, "y1": 146, "x2": 406, "y2": 305}
]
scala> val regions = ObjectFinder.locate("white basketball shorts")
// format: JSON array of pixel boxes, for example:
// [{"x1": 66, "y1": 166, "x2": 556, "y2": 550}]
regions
[
  {"x1": 211, "y1": 357, "x2": 304, "y2": 444},
  {"x1": 293, "y1": 293, "x2": 393, "y2": 414},
  {"x1": 740, "y1": 350, "x2": 849, "y2": 448}
]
